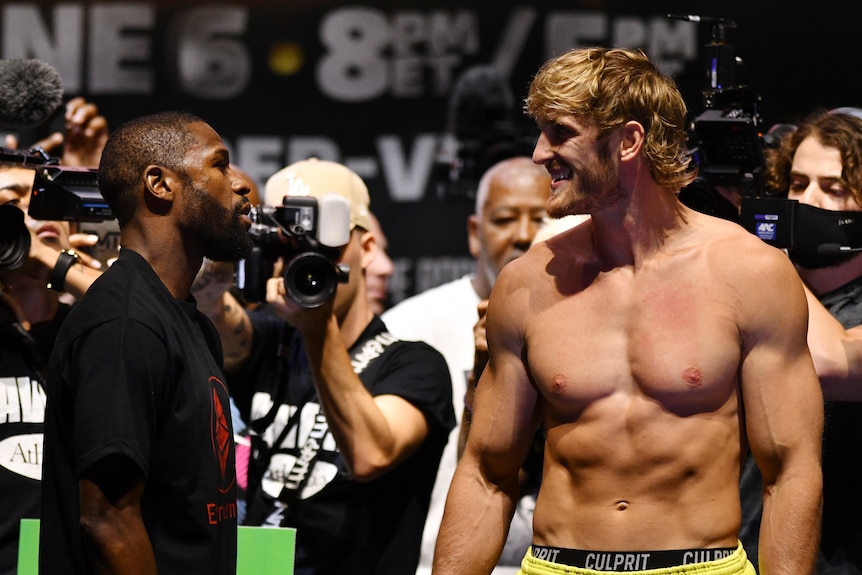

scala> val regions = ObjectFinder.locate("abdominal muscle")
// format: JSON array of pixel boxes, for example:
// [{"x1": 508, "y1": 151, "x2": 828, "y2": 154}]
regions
[{"x1": 531, "y1": 388, "x2": 743, "y2": 551}]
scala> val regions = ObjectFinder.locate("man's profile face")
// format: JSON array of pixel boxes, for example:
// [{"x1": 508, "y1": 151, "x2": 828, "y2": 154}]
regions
[
  {"x1": 533, "y1": 116, "x2": 623, "y2": 218},
  {"x1": 177, "y1": 122, "x2": 252, "y2": 262},
  {"x1": 787, "y1": 136, "x2": 860, "y2": 212}
]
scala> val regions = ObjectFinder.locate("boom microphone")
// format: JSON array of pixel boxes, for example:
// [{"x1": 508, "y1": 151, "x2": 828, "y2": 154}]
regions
[
  {"x1": 0, "y1": 59, "x2": 64, "y2": 129},
  {"x1": 816, "y1": 243, "x2": 862, "y2": 255}
]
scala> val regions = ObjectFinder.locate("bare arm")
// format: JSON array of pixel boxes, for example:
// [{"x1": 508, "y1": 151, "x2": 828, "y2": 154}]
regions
[
  {"x1": 78, "y1": 456, "x2": 156, "y2": 575},
  {"x1": 191, "y1": 259, "x2": 253, "y2": 373},
  {"x1": 265, "y1": 277, "x2": 429, "y2": 482},
  {"x1": 740, "y1": 251, "x2": 823, "y2": 575},
  {"x1": 23, "y1": 233, "x2": 102, "y2": 300},
  {"x1": 802, "y1": 282, "x2": 862, "y2": 400},
  {"x1": 433, "y1": 270, "x2": 539, "y2": 575}
]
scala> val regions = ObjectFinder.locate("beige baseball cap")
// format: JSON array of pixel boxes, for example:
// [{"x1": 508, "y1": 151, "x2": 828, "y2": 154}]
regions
[{"x1": 264, "y1": 158, "x2": 372, "y2": 231}]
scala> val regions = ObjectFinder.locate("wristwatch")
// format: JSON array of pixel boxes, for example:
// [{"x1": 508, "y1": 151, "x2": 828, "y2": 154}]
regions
[{"x1": 47, "y1": 249, "x2": 80, "y2": 293}]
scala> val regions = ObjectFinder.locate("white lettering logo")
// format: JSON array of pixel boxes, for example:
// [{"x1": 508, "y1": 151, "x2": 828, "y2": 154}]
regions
[{"x1": 0, "y1": 433, "x2": 44, "y2": 480}]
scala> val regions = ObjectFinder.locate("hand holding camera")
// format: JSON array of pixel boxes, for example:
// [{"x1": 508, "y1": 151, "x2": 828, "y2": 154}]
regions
[{"x1": 240, "y1": 193, "x2": 352, "y2": 308}]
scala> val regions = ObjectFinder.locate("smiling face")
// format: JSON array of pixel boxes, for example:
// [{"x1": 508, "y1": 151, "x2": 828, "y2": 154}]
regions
[
  {"x1": 532, "y1": 115, "x2": 623, "y2": 218},
  {"x1": 0, "y1": 165, "x2": 72, "y2": 250}
]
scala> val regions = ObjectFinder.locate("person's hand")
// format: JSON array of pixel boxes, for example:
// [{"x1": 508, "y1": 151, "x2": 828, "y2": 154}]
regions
[
  {"x1": 16, "y1": 98, "x2": 108, "y2": 167},
  {"x1": 472, "y1": 299, "x2": 489, "y2": 376},
  {"x1": 265, "y1": 274, "x2": 333, "y2": 338},
  {"x1": 68, "y1": 232, "x2": 103, "y2": 270},
  {"x1": 16, "y1": 226, "x2": 100, "y2": 283},
  {"x1": 60, "y1": 97, "x2": 109, "y2": 167}
]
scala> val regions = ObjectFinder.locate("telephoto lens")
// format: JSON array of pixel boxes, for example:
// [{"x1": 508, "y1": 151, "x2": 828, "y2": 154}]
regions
[{"x1": 0, "y1": 204, "x2": 31, "y2": 270}]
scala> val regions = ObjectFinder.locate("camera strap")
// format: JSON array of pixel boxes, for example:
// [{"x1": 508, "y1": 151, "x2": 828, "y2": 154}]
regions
[{"x1": 275, "y1": 319, "x2": 398, "y2": 505}]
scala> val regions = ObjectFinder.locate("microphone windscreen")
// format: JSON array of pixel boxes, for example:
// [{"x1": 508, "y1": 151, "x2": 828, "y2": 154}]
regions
[{"x1": 0, "y1": 59, "x2": 64, "y2": 129}]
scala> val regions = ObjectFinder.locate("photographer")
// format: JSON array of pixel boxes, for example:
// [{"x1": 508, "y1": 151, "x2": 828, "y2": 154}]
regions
[
  {"x1": 209, "y1": 158, "x2": 454, "y2": 575},
  {"x1": 0, "y1": 97, "x2": 107, "y2": 575}
]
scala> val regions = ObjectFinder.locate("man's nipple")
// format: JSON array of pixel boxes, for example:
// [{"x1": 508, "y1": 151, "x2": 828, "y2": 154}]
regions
[
  {"x1": 551, "y1": 373, "x2": 568, "y2": 394},
  {"x1": 682, "y1": 367, "x2": 702, "y2": 388}
]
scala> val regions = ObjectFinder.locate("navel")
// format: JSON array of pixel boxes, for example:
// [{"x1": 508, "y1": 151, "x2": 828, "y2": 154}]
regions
[
  {"x1": 682, "y1": 367, "x2": 703, "y2": 388},
  {"x1": 615, "y1": 500, "x2": 630, "y2": 511}
]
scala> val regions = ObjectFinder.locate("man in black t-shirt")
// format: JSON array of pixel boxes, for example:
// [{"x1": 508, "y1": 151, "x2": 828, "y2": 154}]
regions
[
  {"x1": 40, "y1": 111, "x2": 253, "y2": 574},
  {"x1": 201, "y1": 158, "x2": 455, "y2": 575}
]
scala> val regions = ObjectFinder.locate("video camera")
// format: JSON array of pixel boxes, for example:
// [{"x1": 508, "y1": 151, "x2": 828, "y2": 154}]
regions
[
  {"x1": 670, "y1": 14, "x2": 770, "y2": 222},
  {"x1": 238, "y1": 194, "x2": 351, "y2": 308},
  {"x1": 670, "y1": 16, "x2": 862, "y2": 265},
  {"x1": 0, "y1": 146, "x2": 111, "y2": 271}
]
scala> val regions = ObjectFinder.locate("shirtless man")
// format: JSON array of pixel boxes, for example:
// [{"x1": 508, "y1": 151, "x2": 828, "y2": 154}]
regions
[{"x1": 432, "y1": 47, "x2": 823, "y2": 575}]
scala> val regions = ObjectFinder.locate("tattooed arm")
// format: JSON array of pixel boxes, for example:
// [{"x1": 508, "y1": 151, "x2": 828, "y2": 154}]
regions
[{"x1": 191, "y1": 259, "x2": 253, "y2": 373}]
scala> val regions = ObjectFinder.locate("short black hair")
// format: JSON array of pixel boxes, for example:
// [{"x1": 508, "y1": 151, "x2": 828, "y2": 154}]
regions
[{"x1": 98, "y1": 111, "x2": 204, "y2": 227}]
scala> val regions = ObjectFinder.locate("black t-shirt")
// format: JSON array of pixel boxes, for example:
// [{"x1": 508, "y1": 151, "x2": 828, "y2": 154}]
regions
[
  {"x1": 236, "y1": 311, "x2": 455, "y2": 575},
  {"x1": 0, "y1": 303, "x2": 47, "y2": 575},
  {"x1": 40, "y1": 248, "x2": 238, "y2": 574},
  {"x1": 817, "y1": 276, "x2": 862, "y2": 573}
]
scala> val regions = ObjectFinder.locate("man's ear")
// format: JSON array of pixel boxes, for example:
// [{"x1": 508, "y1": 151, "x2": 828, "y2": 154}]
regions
[
  {"x1": 143, "y1": 165, "x2": 179, "y2": 202},
  {"x1": 359, "y1": 228, "x2": 378, "y2": 270},
  {"x1": 467, "y1": 214, "x2": 481, "y2": 259},
  {"x1": 619, "y1": 120, "x2": 645, "y2": 161}
]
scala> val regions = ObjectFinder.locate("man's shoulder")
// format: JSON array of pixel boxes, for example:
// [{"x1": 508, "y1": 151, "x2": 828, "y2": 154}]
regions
[
  {"x1": 700, "y1": 214, "x2": 792, "y2": 269},
  {"x1": 64, "y1": 254, "x2": 182, "y2": 340}
]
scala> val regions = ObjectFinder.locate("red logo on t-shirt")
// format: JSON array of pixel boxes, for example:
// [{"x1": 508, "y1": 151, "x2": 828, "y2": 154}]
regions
[{"x1": 209, "y1": 376, "x2": 236, "y2": 494}]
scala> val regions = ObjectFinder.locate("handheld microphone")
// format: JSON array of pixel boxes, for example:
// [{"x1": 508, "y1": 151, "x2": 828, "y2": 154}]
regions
[
  {"x1": 0, "y1": 59, "x2": 64, "y2": 129},
  {"x1": 816, "y1": 243, "x2": 862, "y2": 255}
]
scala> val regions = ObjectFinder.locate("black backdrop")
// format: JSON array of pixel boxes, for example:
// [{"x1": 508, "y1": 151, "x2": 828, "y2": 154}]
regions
[{"x1": 4, "y1": 0, "x2": 860, "y2": 304}]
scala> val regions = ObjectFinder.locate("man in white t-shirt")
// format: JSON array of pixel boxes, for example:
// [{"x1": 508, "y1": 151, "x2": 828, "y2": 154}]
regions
[{"x1": 382, "y1": 156, "x2": 550, "y2": 575}]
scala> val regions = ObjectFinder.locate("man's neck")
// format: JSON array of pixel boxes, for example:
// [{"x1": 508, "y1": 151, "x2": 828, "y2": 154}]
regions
[
  {"x1": 589, "y1": 180, "x2": 688, "y2": 269},
  {"x1": 121, "y1": 228, "x2": 203, "y2": 300}
]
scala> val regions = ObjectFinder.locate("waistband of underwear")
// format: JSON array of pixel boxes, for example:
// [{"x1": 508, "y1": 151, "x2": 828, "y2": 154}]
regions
[{"x1": 530, "y1": 545, "x2": 738, "y2": 571}]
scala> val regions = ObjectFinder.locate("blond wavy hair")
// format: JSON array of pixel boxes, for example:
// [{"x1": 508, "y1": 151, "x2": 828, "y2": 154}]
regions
[{"x1": 524, "y1": 47, "x2": 696, "y2": 191}]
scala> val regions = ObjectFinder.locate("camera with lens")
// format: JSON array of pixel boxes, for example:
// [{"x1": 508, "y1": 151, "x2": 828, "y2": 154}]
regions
[
  {"x1": 670, "y1": 16, "x2": 862, "y2": 265},
  {"x1": 0, "y1": 203, "x2": 31, "y2": 271},
  {"x1": 239, "y1": 194, "x2": 352, "y2": 308},
  {"x1": 672, "y1": 15, "x2": 769, "y2": 222},
  {"x1": 0, "y1": 147, "x2": 111, "y2": 272}
]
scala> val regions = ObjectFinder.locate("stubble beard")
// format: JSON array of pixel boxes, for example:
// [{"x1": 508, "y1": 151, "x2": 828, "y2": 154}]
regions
[{"x1": 547, "y1": 145, "x2": 623, "y2": 219}]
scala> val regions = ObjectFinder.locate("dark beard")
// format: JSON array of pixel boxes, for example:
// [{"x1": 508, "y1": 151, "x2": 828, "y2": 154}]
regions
[{"x1": 183, "y1": 182, "x2": 252, "y2": 262}]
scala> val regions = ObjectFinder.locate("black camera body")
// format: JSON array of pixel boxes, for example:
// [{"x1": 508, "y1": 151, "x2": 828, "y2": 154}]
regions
[
  {"x1": 0, "y1": 204, "x2": 31, "y2": 271},
  {"x1": 239, "y1": 194, "x2": 352, "y2": 308},
  {"x1": 673, "y1": 15, "x2": 769, "y2": 222},
  {"x1": 28, "y1": 165, "x2": 109, "y2": 221},
  {"x1": 0, "y1": 148, "x2": 112, "y2": 272}
]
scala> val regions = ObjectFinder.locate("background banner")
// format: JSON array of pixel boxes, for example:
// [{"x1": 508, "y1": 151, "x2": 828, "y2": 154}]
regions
[{"x1": 3, "y1": 0, "x2": 858, "y2": 304}]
